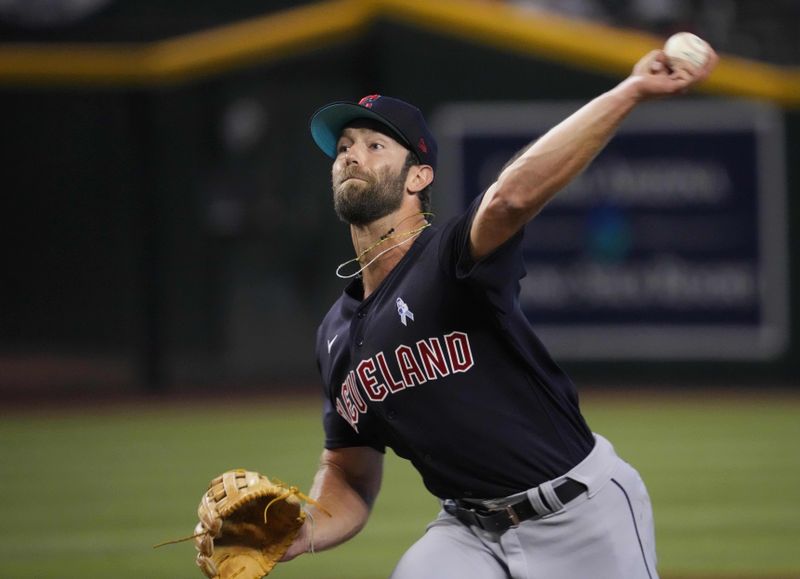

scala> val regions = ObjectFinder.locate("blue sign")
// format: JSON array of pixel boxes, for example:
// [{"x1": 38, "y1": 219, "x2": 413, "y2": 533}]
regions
[{"x1": 434, "y1": 100, "x2": 787, "y2": 359}]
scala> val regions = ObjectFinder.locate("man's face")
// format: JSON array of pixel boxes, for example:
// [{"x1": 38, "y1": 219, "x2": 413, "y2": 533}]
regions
[{"x1": 331, "y1": 121, "x2": 411, "y2": 227}]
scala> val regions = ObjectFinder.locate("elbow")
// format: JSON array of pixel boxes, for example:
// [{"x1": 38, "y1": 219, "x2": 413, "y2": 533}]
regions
[
  {"x1": 485, "y1": 182, "x2": 537, "y2": 222},
  {"x1": 488, "y1": 160, "x2": 563, "y2": 221}
]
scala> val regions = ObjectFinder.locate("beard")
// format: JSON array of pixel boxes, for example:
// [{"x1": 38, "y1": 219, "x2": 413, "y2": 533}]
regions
[{"x1": 332, "y1": 163, "x2": 409, "y2": 226}]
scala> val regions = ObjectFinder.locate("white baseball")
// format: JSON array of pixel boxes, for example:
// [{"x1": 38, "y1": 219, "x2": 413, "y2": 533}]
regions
[{"x1": 663, "y1": 32, "x2": 711, "y2": 68}]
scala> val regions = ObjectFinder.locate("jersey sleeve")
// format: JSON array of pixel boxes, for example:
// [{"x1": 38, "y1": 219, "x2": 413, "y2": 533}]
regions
[
  {"x1": 322, "y1": 392, "x2": 386, "y2": 454},
  {"x1": 438, "y1": 192, "x2": 526, "y2": 312}
]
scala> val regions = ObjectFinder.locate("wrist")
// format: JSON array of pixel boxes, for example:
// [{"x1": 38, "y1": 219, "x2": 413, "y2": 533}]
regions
[
  {"x1": 613, "y1": 76, "x2": 647, "y2": 104},
  {"x1": 281, "y1": 524, "x2": 310, "y2": 562}
]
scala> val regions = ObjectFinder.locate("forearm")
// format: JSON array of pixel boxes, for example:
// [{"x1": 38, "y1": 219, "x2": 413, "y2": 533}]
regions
[
  {"x1": 492, "y1": 78, "x2": 641, "y2": 220},
  {"x1": 283, "y1": 447, "x2": 383, "y2": 559},
  {"x1": 300, "y1": 461, "x2": 373, "y2": 551},
  {"x1": 468, "y1": 49, "x2": 712, "y2": 261},
  {"x1": 470, "y1": 47, "x2": 718, "y2": 260}
]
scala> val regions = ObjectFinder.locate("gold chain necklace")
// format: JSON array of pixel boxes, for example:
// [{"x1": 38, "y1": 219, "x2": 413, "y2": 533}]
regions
[{"x1": 336, "y1": 213, "x2": 433, "y2": 279}]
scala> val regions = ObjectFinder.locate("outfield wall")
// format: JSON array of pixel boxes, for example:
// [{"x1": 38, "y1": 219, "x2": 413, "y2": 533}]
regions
[{"x1": 1, "y1": 3, "x2": 797, "y2": 394}]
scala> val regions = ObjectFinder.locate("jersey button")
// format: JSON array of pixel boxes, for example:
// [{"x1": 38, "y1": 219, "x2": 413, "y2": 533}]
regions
[
  {"x1": 387, "y1": 410, "x2": 397, "y2": 420},
  {"x1": 356, "y1": 339, "x2": 364, "y2": 347},
  {"x1": 357, "y1": 311, "x2": 366, "y2": 319}
]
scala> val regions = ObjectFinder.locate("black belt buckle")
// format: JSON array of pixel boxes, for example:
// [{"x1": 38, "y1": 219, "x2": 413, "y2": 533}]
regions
[
  {"x1": 444, "y1": 499, "x2": 522, "y2": 533},
  {"x1": 445, "y1": 479, "x2": 587, "y2": 533},
  {"x1": 504, "y1": 503, "x2": 522, "y2": 527}
]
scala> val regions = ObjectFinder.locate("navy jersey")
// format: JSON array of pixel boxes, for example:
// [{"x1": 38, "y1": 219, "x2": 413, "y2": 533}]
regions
[{"x1": 316, "y1": 195, "x2": 594, "y2": 499}]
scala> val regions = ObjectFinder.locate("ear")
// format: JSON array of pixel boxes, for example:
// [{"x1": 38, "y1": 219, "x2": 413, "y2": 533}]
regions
[{"x1": 406, "y1": 165, "x2": 434, "y2": 194}]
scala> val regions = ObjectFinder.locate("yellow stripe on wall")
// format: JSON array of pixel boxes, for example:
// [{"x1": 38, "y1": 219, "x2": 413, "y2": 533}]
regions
[
  {"x1": 0, "y1": 0, "x2": 371, "y2": 85},
  {"x1": 147, "y1": 0, "x2": 373, "y2": 83},
  {"x1": 377, "y1": 0, "x2": 800, "y2": 107},
  {"x1": 0, "y1": 43, "x2": 143, "y2": 83},
  {"x1": 0, "y1": 0, "x2": 798, "y2": 107}
]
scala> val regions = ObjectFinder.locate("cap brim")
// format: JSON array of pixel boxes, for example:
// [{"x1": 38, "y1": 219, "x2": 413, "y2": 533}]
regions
[{"x1": 310, "y1": 102, "x2": 411, "y2": 159}]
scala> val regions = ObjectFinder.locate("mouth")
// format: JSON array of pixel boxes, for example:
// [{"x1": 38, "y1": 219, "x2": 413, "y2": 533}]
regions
[{"x1": 341, "y1": 176, "x2": 367, "y2": 184}]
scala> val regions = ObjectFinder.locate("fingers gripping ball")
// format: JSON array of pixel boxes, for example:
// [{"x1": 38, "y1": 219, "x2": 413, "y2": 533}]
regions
[
  {"x1": 194, "y1": 470, "x2": 315, "y2": 579},
  {"x1": 664, "y1": 32, "x2": 711, "y2": 69}
]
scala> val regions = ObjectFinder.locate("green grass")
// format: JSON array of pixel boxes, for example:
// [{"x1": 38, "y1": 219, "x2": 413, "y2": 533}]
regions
[
  {"x1": 0, "y1": 391, "x2": 798, "y2": 578},
  {"x1": 581, "y1": 392, "x2": 800, "y2": 577}
]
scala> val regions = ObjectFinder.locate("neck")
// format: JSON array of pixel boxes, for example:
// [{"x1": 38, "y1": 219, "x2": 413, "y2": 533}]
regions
[{"x1": 350, "y1": 211, "x2": 428, "y2": 298}]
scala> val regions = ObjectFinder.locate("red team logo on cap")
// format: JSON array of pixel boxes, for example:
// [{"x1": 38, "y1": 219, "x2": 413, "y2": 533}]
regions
[
  {"x1": 359, "y1": 94, "x2": 381, "y2": 108},
  {"x1": 418, "y1": 138, "x2": 428, "y2": 154}
]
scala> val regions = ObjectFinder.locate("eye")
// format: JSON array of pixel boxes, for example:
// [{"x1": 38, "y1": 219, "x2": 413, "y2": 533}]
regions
[
  {"x1": 337, "y1": 143, "x2": 350, "y2": 154},
  {"x1": 369, "y1": 142, "x2": 385, "y2": 150}
]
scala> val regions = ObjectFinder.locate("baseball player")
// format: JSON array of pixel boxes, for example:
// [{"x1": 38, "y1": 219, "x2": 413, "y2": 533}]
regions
[{"x1": 282, "y1": 46, "x2": 717, "y2": 578}]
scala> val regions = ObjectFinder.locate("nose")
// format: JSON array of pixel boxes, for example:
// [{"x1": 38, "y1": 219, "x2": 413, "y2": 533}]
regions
[{"x1": 344, "y1": 142, "x2": 363, "y2": 166}]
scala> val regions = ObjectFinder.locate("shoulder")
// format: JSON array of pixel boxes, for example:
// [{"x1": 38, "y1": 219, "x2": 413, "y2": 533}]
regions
[
  {"x1": 429, "y1": 193, "x2": 485, "y2": 272},
  {"x1": 319, "y1": 292, "x2": 345, "y2": 323}
]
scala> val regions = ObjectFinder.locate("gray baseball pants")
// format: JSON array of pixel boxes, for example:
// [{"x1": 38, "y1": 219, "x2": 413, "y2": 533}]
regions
[{"x1": 390, "y1": 434, "x2": 658, "y2": 579}]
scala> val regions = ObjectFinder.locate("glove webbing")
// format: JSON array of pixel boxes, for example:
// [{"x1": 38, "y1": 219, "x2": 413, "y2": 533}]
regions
[
  {"x1": 263, "y1": 480, "x2": 331, "y2": 524},
  {"x1": 152, "y1": 480, "x2": 330, "y2": 550}
]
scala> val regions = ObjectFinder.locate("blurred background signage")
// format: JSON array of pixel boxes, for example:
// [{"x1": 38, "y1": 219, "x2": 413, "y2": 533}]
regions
[
  {"x1": 435, "y1": 100, "x2": 788, "y2": 360},
  {"x1": 0, "y1": 0, "x2": 113, "y2": 27}
]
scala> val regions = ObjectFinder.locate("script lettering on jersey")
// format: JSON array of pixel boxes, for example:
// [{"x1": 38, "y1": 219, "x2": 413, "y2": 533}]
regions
[{"x1": 335, "y1": 331, "x2": 474, "y2": 432}]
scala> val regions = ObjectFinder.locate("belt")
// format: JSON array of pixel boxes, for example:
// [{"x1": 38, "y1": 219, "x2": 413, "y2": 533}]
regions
[{"x1": 443, "y1": 479, "x2": 587, "y2": 533}]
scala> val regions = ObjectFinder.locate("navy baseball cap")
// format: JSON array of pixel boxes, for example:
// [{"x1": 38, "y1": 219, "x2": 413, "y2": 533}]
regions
[{"x1": 310, "y1": 94, "x2": 437, "y2": 171}]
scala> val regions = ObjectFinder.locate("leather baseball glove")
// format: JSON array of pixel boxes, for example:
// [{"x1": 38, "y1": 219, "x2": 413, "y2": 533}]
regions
[{"x1": 192, "y1": 469, "x2": 312, "y2": 579}]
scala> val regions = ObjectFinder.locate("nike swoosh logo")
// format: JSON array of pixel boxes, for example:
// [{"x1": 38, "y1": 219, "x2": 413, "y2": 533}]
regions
[{"x1": 327, "y1": 335, "x2": 338, "y2": 354}]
